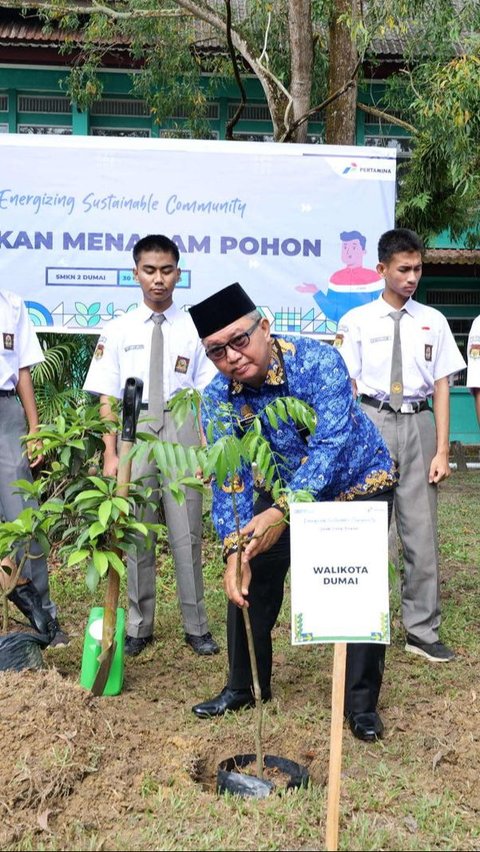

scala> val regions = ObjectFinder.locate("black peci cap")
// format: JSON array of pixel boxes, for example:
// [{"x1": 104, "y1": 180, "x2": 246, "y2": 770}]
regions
[{"x1": 189, "y1": 283, "x2": 257, "y2": 338}]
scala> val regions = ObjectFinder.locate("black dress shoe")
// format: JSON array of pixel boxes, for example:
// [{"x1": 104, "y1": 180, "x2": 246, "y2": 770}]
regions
[
  {"x1": 192, "y1": 685, "x2": 271, "y2": 718},
  {"x1": 125, "y1": 634, "x2": 153, "y2": 657},
  {"x1": 47, "y1": 618, "x2": 70, "y2": 647},
  {"x1": 347, "y1": 711, "x2": 384, "y2": 742},
  {"x1": 185, "y1": 631, "x2": 220, "y2": 656}
]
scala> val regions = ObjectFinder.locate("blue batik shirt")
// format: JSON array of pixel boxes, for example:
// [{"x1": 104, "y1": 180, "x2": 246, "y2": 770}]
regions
[{"x1": 201, "y1": 335, "x2": 396, "y2": 558}]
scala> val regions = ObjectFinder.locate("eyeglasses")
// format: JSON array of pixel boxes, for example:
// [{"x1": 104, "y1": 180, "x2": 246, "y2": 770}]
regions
[{"x1": 205, "y1": 318, "x2": 261, "y2": 362}]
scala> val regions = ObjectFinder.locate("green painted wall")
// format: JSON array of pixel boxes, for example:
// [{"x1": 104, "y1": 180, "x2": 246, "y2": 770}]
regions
[{"x1": 1, "y1": 65, "x2": 478, "y2": 442}]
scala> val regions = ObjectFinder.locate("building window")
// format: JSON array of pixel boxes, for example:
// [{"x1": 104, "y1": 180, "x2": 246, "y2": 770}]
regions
[
  {"x1": 91, "y1": 127, "x2": 151, "y2": 137},
  {"x1": 0, "y1": 124, "x2": 8, "y2": 134},
  {"x1": 17, "y1": 125, "x2": 72, "y2": 135},
  {"x1": 231, "y1": 131, "x2": 322, "y2": 143},
  {"x1": 426, "y1": 290, "x2": 480, "y2": 386},
  {"x1": 17, "y1": 124, "x2": 72, "y2": 136},
  {"x1": 90, "y1": 98, "x2": 150, "y2": 117},
  {"x1": 227, "y1": 103, "x2": 323, "y2": 142},
  {"x1": 170, "y1": 103, "x2": 219, "y2": 120},
  {"x1": 17, "y1": 95, "x2": 71, "y2": 114},
  {"x1": 158, "y1": 128, "x2": 218, "y2": 139},
  {"x1": 0, "y1": 94, "x2": 7, "y2": 112},
  {"x1": 364, "y1": 134, "x2": 412, "y2": 155}
]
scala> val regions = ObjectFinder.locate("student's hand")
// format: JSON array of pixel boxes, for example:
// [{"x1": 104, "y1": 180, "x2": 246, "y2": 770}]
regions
[
  {"x1": 295, "y1": 283, "x2": 318, "y2": 294},
  {"x1": 103, "y1": 453, "x2": 119, "y2": 477},
  {"x1": 223, "y1": 552, "x2": 251, "y2": 607},
  {"x1": 429, "y1": 451, "x2": 450, "y2": 483},
  {"x1": 27, "y1": 438, "x2": 44, "y2": 469},
  {"x1": 240, "y1": 508, "x2": 286, "y2": 562}
]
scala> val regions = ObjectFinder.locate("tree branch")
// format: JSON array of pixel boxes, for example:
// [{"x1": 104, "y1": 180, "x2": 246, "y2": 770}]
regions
[
  {"x1": 0, "y1": 0, "x2": 186, "y2": 17},
  {"x1": 357, "y1": 102, "x2": 416, "y2": 134},
  {"x1": 224, "y1": 0, "x2": 247, "y2": 139},
  {"x1": 280, "y1": 56, "x2": 363, "y2": 143}
]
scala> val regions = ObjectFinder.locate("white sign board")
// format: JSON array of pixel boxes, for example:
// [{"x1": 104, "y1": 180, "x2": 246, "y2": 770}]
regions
[
  {"x1": 290, "y1": 501, "x2": 390, "y2": 645},
  {"x1": 0, "y1": 135, "x2": 396, "y2": 334}
]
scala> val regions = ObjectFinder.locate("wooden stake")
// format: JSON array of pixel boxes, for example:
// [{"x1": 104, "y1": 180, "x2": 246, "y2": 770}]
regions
[{"x1": 325, "y1": 642, "x2": 347, "y2": 852}]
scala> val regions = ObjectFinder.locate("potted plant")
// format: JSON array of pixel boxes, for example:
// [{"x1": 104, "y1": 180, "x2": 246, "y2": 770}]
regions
[{"x1": 0, "y1": 393, "x2": 161, "y2": 683}]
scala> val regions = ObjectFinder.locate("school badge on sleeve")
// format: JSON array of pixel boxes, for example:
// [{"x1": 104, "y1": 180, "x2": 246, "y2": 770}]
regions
[
  {"x1": 2, "y1": 332, "x2": 14, "y2": 350},
  {"x1": 174, "y1": 355, "x2": 190, "y2": 374}
]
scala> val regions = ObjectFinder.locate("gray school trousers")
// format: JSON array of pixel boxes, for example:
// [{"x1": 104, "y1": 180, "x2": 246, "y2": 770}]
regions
[
  {"x1": 361, "y1": 403, "x2": 440, "y2": 644},
  {"x1": 0, "y1": 395, "x2": 56, "y2": 618},
  {"x1": 126, "y1": 409, "x2": 208, "y2": 639}
]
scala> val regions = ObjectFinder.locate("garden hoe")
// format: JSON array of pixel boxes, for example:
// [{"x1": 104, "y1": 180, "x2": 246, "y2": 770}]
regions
[{"x1": 80, "y1": 376, "x2": 143, "y2": 697}]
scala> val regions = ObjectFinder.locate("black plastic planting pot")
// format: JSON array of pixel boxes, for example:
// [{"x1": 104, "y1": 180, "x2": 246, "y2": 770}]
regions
[
  {"x1": 0, "y1": 630, "x2": 49, "y2": 672},
  {"x1": 217, "y1": 753, "x2": 309, "y2": 798}
]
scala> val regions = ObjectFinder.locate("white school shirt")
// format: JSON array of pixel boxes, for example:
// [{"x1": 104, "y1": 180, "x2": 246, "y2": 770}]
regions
[
  {"x1": 83, "y1": 301, "x2": 216, "y2": 401},
  {"x1": 0, "y1": 289, "x2": 44, "y2": 391},
  {"x1": 336, "y1": 295, "x2": 466, "y2": 401},
  {"x1": 466, "y1": 314, "x2": 480, "y2": 390}
]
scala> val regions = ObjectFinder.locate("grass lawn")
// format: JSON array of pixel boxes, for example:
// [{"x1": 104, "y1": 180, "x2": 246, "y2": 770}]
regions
[{"x1": 0, "y1": 470, "x2": 479, "y2": 852}]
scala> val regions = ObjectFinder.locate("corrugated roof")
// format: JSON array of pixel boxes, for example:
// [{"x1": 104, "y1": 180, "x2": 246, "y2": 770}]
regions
[
  {"x1": 0, "y1": 5, "x2": 459, "y2": 58},
  {"x1": 424, "y1": 249, "x2": 480, "y2": 265},
  {"x1": 0, "y1": 19, "x2": 63, "y2": 42}
]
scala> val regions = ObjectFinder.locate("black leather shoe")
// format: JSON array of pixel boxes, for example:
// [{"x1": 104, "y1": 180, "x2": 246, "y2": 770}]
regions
[
  {"x1": 347, "y1": 711, "x2": 384, "y2": 742},
  {"x1": 192, "y1": 685, "x2": 272, "y2": 718},
  {"x1": 185, "y1": 631, "x2": 220, "y2": 656},
  {"x1": 125, "y1": 634, "x2": 153, "y2": 657},
  {"x1": 47, "y1": 617, "x2": 70, "y2": 647}
]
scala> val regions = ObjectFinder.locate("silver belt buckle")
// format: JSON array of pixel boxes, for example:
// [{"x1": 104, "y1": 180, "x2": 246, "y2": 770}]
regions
[{"x1": 399, "y1": 402, "x2": 415, "y2": 414}]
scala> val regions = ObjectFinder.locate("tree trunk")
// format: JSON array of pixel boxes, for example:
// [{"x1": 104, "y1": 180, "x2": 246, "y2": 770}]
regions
[
  {"x1": 325, "y1": 0, "x2": 359, "y2": 145},
  {"x1": 288, "y1": 0, "x2": 314, "y2": 143}
]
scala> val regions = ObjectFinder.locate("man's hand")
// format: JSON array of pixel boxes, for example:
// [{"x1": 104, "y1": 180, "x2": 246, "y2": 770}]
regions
[
  {"x1": 195, "y1": 466, "x2": 212, "y2": 485},
  {"x1": 223, "y1": 553, "x2": 251, "y2": 607},
  {"x1": 429, "y1": 450, "x2": 450, "y2": 483},
  {"x1": 241, "y1": 507, "x2": 286, "y2": 562}
]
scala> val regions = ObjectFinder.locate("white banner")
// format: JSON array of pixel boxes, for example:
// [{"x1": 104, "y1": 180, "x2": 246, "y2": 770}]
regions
[
  {"x1": 290, "y1": 501, "x2": 390, "y2": 645},
  {"x1": 0, "y1": 135, "x2": 396, "y2": 334}
]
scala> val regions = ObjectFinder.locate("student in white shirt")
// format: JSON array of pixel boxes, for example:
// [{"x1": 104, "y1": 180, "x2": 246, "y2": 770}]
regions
[
  {"x1": 336, "y1": 228, "x2": 465, "y2": 663},
  {"x1": 466, "y1": 315, "x2": 480, "y2": 426},
  {"x1": 0, "y1": 289, "x2": 68, "y2": 645},
  {"x1": 84, "y1": 235, "x2": 219, "y2": 658}
]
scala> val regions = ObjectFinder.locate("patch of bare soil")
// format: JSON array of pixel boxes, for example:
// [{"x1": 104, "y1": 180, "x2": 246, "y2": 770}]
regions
[
  {"x1": 0, "y1": 666, "x2": 205, "y2": 849},
  {"x1": 0, "y1": 642, "x2": 327, "y2": 849}
]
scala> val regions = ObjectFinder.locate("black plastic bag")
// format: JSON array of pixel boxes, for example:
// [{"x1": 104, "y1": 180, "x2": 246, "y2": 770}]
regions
[{"x1": 0, "y1": 630, "x2": 50, "y2": 672}]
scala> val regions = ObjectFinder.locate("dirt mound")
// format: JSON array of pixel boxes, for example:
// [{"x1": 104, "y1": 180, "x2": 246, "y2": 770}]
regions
[{"x1": 0, "y1": 668, "x2": 204, "y2": 847}]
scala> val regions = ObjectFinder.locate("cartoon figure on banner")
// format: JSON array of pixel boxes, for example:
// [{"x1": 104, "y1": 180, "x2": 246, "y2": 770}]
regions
[{"x1": 296, "y1": 230, "x2": 384, "y2": 325}]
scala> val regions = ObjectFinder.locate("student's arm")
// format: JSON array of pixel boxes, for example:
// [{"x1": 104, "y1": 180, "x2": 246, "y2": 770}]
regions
[
  {"x1": 99, "y1": 395, "x2": 119, "y2": 477},
  {"x1": 474, "y1": 388, "x2": 480, "y2": 428},
  {"x1": 429, "y1": 376, "x2": 451, "y2": 483},
  {"x1": 16, "y1": 366, "x2": 43, "y2": 468}
]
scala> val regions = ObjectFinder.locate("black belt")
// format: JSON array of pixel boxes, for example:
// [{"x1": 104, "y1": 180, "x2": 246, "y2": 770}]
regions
[
  {"x1": 361, "y1": 395, "x2": 430, "y2": 414},
  {"x1": 0, "y1": 389, "x2": 16, "y2": 397}
]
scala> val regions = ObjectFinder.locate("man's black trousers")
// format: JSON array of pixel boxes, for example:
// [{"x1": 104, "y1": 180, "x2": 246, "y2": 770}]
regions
[{"x1": 226, "y1": 490, "x2": 394, "y2": 715}]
